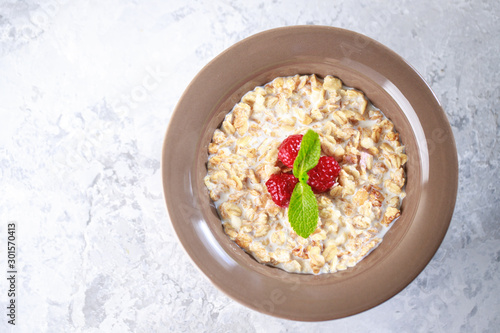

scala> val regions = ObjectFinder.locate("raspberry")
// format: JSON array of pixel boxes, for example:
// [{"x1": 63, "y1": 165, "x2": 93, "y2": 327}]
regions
[
  {"x1": 278, "y1": 134, "x2": 303, "y2": 167},
  {"x1": 265, "y1": 173, "x2": 299, "y2": 207},
  {"x1": 307, "y1": 156, "x2": 341, "y2": 193}
]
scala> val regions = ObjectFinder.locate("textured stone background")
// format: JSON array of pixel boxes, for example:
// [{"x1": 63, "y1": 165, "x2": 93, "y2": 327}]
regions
[{"x1": 0, "y1": 0, "x2": 499, "y2": 332}]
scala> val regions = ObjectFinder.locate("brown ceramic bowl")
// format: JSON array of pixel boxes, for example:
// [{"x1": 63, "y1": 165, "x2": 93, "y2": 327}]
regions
[{"x1": 162, "y1": 26, "x2": 458, "y2": 321}]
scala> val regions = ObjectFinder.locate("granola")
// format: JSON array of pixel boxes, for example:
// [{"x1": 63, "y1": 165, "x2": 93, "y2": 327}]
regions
[{"x1": 204, "y1": 75, "x2": 407, "y2": 274}]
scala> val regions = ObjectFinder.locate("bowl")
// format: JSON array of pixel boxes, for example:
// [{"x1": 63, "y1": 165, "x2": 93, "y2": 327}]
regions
[{"x1": 162, "y1": 26, "x2": 458, "y2": 321}]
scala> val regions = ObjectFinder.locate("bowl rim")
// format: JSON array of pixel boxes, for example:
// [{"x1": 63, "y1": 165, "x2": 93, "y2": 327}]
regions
[{"x1": 162, "y1": 25, "x2": 458, "y2": 321}]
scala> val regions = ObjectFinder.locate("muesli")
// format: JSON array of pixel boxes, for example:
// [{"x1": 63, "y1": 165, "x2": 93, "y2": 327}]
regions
[{"x1": 204, "y1": 74, "x2": 407, "y2": 274}]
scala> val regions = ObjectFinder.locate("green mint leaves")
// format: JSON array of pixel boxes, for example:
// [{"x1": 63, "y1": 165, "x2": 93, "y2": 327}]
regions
[
  {"x1": 292, "y1": 129, "x2": 321, "y2": 181},
  {"x1": 289, "y1": 130, "x2": 321, "y2": 238},
  {"x1": 289, "y1": 182, "x2": 318, "y2": 238}
]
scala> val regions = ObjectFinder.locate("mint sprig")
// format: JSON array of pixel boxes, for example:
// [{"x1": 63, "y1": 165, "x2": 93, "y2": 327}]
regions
[
  {"x1": 289, "y1": 130, "x2": 320, "y2": 238},
  {"x1": 289, "y1": 182, "x2": 318, "y2": 238}
]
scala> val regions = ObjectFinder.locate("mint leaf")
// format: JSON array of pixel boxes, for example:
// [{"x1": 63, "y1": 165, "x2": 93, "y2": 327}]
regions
[
  {"x1": 289, "y1": 182, "x2": 318, "y2": 238},
  {"x1": 293, "y1": 130, "x2": 321, "y2": 182},
  {"x1": 288, "y1": 130, "x2": 321, "y2": 239}
]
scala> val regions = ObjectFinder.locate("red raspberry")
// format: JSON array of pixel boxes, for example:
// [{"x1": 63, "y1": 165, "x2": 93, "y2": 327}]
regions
[
  {"x1": 278, "y1": 134, "x2": 303, "y2": 167},
  {"x1": 307, "y1": 156, "x2": 341, "y2": 193},
  {"x1": 265, "y1": 173, "x2": 299, "y2": 207}
]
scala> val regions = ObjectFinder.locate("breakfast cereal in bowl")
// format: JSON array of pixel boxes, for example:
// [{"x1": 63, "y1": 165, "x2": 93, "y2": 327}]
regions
[
  {"x1": 204, "y1": 74, "x2": 407, "y2": 274},
  {"x1": 163, "y1": 26, "x2": 457, "y2": 320}
]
